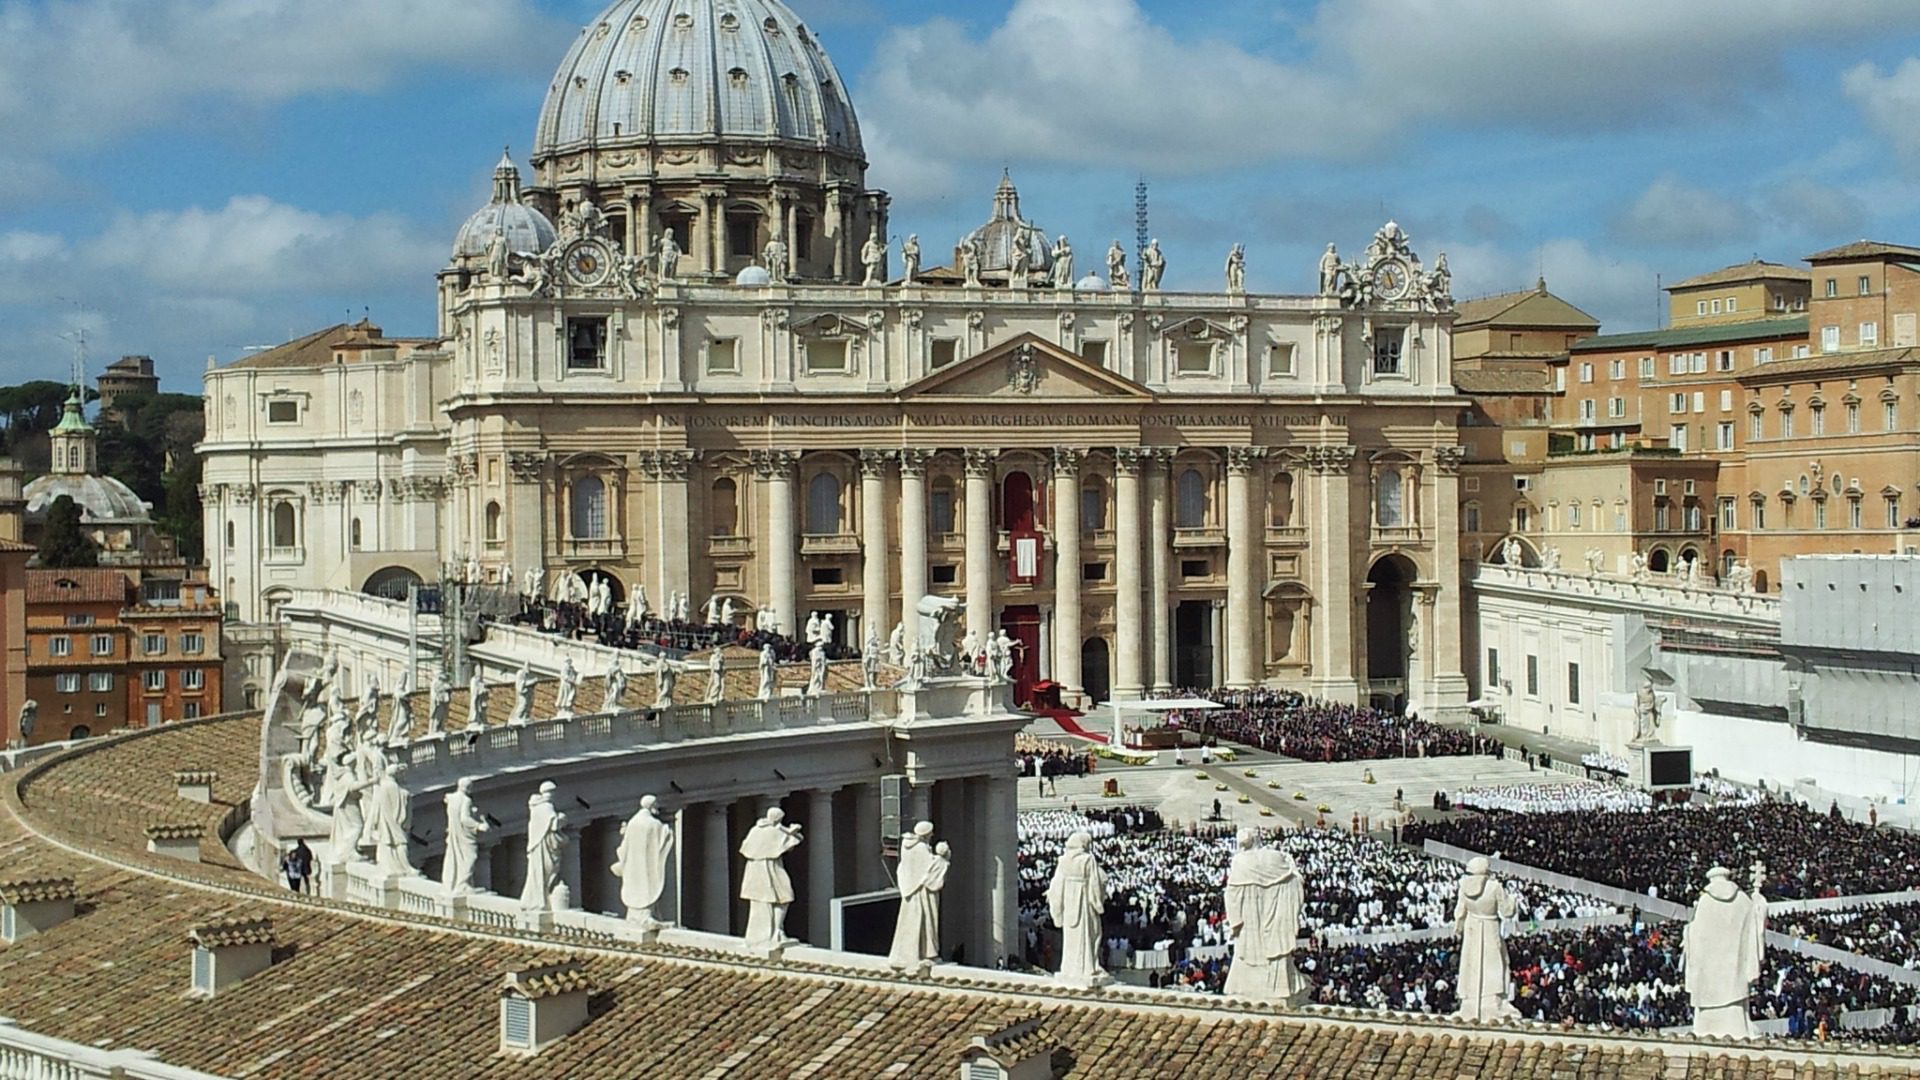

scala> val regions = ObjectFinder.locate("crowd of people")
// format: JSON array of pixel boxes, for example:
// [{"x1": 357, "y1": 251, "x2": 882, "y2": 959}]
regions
[
  {"x1": 505, "y1": 595, "x2": 846, "y2": 663},
  {"x1": 1449, "y1": 781, "x2": 1652, "y2": 814},
  {"x1": 1581, "y1": 751, "x2": 1632, "y2": 775},
  {"x1": 1777, "y1": 902, "x2": 1920, "y2": 971},
  {"x1": 1406, "y1": 801, "x2": 1920, "y2": 902},
  {"x1": 1158, "y1": 688, "x2": 1485, "y2": 762},
  {"x1": 1014, "y1": 735, "x2": 1096, "y2": 791}
]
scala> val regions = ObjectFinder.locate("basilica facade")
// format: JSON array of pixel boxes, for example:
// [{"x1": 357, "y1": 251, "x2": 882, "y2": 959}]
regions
[{"x1": 200, "y1": 0, "x2": 1469, "y2": 715}]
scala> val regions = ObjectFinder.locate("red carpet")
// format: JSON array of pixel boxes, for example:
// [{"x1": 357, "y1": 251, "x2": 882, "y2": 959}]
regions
[{"x1": 1037, "y1": 707, "x2": 1109, "y2": 744}]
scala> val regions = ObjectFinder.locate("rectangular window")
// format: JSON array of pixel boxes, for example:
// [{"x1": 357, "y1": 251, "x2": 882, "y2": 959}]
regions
[
  {"x1": 809, "y1": 567, "x2": 844, "y2": 586},
  {"x1": 96, "y1": 702, "x2": 108, "y2": 717},
  {"x1": 1861, "y1": 321, "x2": 1880, "y2": 347},
  {"x1": 1655, "y1": 504, "x2": 1671, "y2": 531},
  {"x1": 1670, "y1": 393, "x2": 1686, "y2": 413},
  {"x1": 1579, "y1": 399, "x2": 1596, "y2": 421},
  {"x1": 1825, "y1": 278, "x2": 1838, "y2": 298},
  {"x1": 1614, "y1": 508, "x2": 1627, "y2": 531},
  {"x1": 1815, "y1": 501, "x2": 1828, "y2": 529},
  {"x1": 1554, "y1": 366, "x2": 1566, "y2": 391},
  {"x1": 1609, "y1": 397, "x2": 1625, "y2": 418},
  {"x1": 705, "y1": 338, "x2": 738, "y2": 374},
  {"x1": 49, "y1": 636, "x2": 70, "y2": 657},
  {"x1": 1719, "y1": 389, "x2": 1732, "y2": 411},
  {"x1": 1081, "y1": 562, "x2": 1106, "y2": 583},
  {"x1": 1822, "y1": 325, "x2": 1840, "y2": 353},
  {"x1": 1782, "y1": 411, "x2": 1794, "y2": 438},
  {"x1": 90, "y1": 634, "x2": 112, "y2": 657},
  {"x1": 1711, "y1": 299, "x2": 1722, "y2": 314},
  {"x1": 1717, "y1": 350, "x2": 1733, "y2": 372},
  {"x1": 1889, "y1": 496, "x2": 1902, "y2": 529},
  {"x1": 1726, "y1": 296, "x2": 1737, "y2": 313},
  {"x1": 1690, "y1": 353, "x2": 1707, "y2": 374},
  {"x1": 55, "y1": 674, "x2": 78, "y2": 693},
  {"x1": 1180, "y1": 559, "x2": 1209, "y2": 579},
  {"x1": 1692, "y1": 391, "x2": 1705, "y2": 412},
  {"x1": 1755, "y1": 346, "x2": 1772, "y2": 364},
  {"x1": 1267, "y1": 343, "x2": 1295, "y2": 376},
  {"x1": 727, "y1": 211, "x2": 757, "y2": 259},
  {"x1": 1686, "y1": 505, "x2": 1702, "y2": 531},
  {"x1": 1860, "y1": 274, "x2": 1873, "y2": 296},
  {"x1": 565, "y1": 317, "x2": 608, "y2": 370},
  {"x1": 1610, "y1": 359, "x2": 1625, "y2": 379},
  {"x1": 804, "y1": 338, "x2": 851, "y2": 374},
  {"x1": 1717, "y1": 422, "x2": 1734, "y2": 450},
  {"x1": 1176, "y1": 342, "x2": 1214, "y2": 375},
  {"x1": 88, "y1": 672, "x2": 112, "y2": 693},
  {"x1": 143, "y1": 633, "x2": 164, "y2": 656},
  {"x1": 1719, "y1": 497, "x2": 1736, "y2": 530},
  {"x1": 1696, "y1": 300, "x2": 1708, "y2": 316},
  {"x1": 1668, "y1": 355, "x2": 1687, "y2": 376},
  {"x1": 1889, "y1": 400, "x2": 1900, "y2": 431},
  {"x1": 1750, "y1": 412, "x2": 1763, "y2": 441},
  {"x1": 1567, "y1": 663, "x2": 1581, "y2": 706},
  {"x1": 1811, "y1": 407, "x2": 1825, "y2": 436},
  {"x1": 1847, "y1": 402, "x2": 1860, "y2": 433},
  {"x1": 930, "y1": 338, "x2": 958, "y2": 369},
  {"x1": 183, "y1": 702, "x2": 201, "y2": 720},
  {"x1": 1754, "y1": 502, "x2": 1766, "y2": 529},
  {"x1": 1851, "y1": 500, "x2": 1863, "y2": 530},
  {"x1": 143, "y1": 669, "x2": 165, "y2": 692},
  {"x1": 147, "y1": 702, "x2": 163, "y2": 725},
  {"x1": 1081, "y1": 340, "x2": 1108, "y2": 367},
  {"x1": 1668, "y1": 424, "x2": 1688, "y2": 452},
  {"x1": 1579, "y1": 362, "x2": 1594, "y2": 383},
  {"x1": 1794, "y1": 344, "x2": 1810, "y2": 358},
  {"x1": 1568, "y1": 503, "x2": 1581, "y2": 528},
  {"x1": 1371, "y1": 330, "x2": 1404, "y2": 375},
  {"x1": 1486, "y1": 648, "x2": 1500, "y2": 687},
  {"x1": 181, "y1": 633, "x2": 205, "y2": 655},
  {"x1": 183, "y1": 669, "x2": 205, "y2": 691},
  {"x1": 930, "y1": 564, "x2": 957, "y2": 586},
  {"x1": 1080, "y1": 488, "x2": 1104, "y2": 534},
  {"x1": 1525, "y1": 655, "x2": 1539, "y2": 697},
  {"x1": 1463, "y1": 503, "x2": 1481, "y2": 532},
  {"x1": 265, "y1": 399, "x2": 300, "y2": 424},
  {"x1": 1639, "y1": 356, "x2": 1655, "y2": 379}
]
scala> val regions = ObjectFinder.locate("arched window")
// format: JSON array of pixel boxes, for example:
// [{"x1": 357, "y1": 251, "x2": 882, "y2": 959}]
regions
[
  {"x1": 570, "y1": 475, "x2": 606, "y2": 538},
  {"x1": 1080, "y1": 476, "x2": 1108, "y2": 534},
  {"x1": 66, "y1": 446, "x2": 79, "y2": 470},
  {"x1": 1376, "y1": 469, "x2": 1404, "y2": 527},
  {"x1": 484, "y1": 501, "x2": 502, "y2": 542},
  {"x1": 1176, "y1": 468, "x2": 1207, "y2": 529},
  {"x1": 806, "y1": 472, "x2": 842, "y2": 534},
  {"x1": 1269, "y1": 472, "x2": 1295, "y2": 527},
  {"x1": 270, "y1": 501, "x2": 298, "y2": 549},
  {"x1": 710, "y1": 478, "x2": 738, "y2": 537},
  {"x1": 349, "y1": 518, "x2": 363, "y2": 550}
]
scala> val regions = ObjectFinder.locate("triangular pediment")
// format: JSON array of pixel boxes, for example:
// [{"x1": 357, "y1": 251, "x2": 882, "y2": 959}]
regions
[{"x1": 899, "y1": 333, "x2": 1153, "y2": 400}]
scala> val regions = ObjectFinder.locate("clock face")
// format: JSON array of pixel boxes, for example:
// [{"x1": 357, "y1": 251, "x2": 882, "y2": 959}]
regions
[
  {"x1": 564, "y1": 240, "x2": 614, "y2": 287},
  {"x1": 1374, "y1": 259, "x2": 1410, "y2": 300}
]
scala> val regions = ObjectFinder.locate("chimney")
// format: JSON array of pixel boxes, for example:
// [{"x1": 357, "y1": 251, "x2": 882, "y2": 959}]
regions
[
  {"x1": 174, "y1": 770, "x2": 217, "y2": 804},
  {"x1": 499, "y1": 960, "x2": 594, "y2": 1055},
  {"x1": 0, "y1": 877, "x2": 77, "y2": 942},
  {"x1": 188, "y1": 918, "x2": 275, "y2": 995},
  {"x1": 145, "y1": 822, "x2": 205, "y2": 862},
  {"x1": 958, "y1": 1016, "x2": 1058, "y2": 1080}
]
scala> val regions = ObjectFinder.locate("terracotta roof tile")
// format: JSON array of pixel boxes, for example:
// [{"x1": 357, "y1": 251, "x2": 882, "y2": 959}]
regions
[
  {"x1": 25, "y1": 568, "x2": 130, "y2": 605},
  {"x1": 189, "y1": 917, "x2": 274, "y2": 948}
]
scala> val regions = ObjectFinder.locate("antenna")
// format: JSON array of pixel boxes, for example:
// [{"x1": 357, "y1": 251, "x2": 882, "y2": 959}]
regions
[
  {"x1": 1134, "y1": 179, "x2": 1149, "y2": 268},
  {"x1": 1656, "y1": 273, "x2": 1663, "y2": 329}
]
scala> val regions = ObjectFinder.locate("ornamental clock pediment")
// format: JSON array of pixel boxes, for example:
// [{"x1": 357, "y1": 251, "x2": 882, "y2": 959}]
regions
[{"x1": 1321, "y1": 219, "x2": 1453, "y2": 312}]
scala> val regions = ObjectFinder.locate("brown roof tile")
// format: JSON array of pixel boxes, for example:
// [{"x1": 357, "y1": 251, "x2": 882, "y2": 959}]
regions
[
  {"x1": 1668, "y1": 260, "x2": 1811, "y2": 289},
  {"x1": 26, "y1": 568, "x2": 130, "y2": 605}
]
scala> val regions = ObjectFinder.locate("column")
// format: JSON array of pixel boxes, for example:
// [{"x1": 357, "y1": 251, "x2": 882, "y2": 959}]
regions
[
  {"x1": 1309, "y1": 447, "x2": 1360, "y2": 701},
  {"x1": 1427, "y1": 450, "x2": 1469, "y2": 712},
  {"x1": 849, "y1": 781, "x2": 881, "y2": 894},
  {"x1": 898, "y1": 450, "x2": 931, "y2": 643},
  {"x1": 1114, "y1": 448, "x2": 1147, "y2": 698},
  {"x1": 633, "y1": 191, "x2": 652, "y2": 263},
  {"x1": 1210, "y1": 599, "x2": 1226, "y2": 688},
  {"x1": 1224, "y1": 446, "x2": 1264, "y2": 688},
  {"x1": 1148, "y1": 449, "x2": 1174, "y2": 692},
  {"x1": 806, "y1": 787, "x2": 838, "y2": 946},
  {"x1": 907, "y1": 781, "x2": 932, "y2": 827},
  {"x1": 860, "y1": 451, "x2": 893, "y2": 649},
  {"x1": 705, "y1": 189, "x2": 726, "y2": 276},
  {"x1": 963, "y1": 449, "x2": 996, "y2": 647},
  {"x1": 755, "y1": 450, "x2": 798, "y2": 635},
  {"x1": 826, "y1": 191, "x2": 845, "y2": 281},
  {"x1": 1050, "y1": 448, "x2": 1084, "y2": 698},
  {"x1": 702, "y1": 802, "x2": 732, "y2": 933},
  {"x1": 651, "y1": 451, "x2": 695, "y2": 609},
  {"x1": 985, "y1": 774, "x2": 1017, "y2": 964},
  {"x1": 559, "y1": 822, "x2": 585, "y2": 909}
]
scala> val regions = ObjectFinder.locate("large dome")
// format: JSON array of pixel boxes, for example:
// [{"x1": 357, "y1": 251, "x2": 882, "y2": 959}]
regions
[
  {"x1": 25, "y1": 473, "x2": 151, "y2": 525},
  {"x1": 533, "y1": 0, "x2": 862, "y2": 162}
]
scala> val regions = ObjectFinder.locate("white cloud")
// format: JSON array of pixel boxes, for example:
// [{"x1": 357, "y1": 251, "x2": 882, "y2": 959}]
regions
[
  {"x1": 1613, "y1": 177, "x2": 1755, "y2": 248},
  {"x1": 1442, "y1": 237, "x2": 1659, "y2": 331},
  {"x1": 1762, "y1": 177, "x2": 1866, "y2": 239},
  {"x1": 1843, "y1": 58, "x2": 1920, "y2": 163}
]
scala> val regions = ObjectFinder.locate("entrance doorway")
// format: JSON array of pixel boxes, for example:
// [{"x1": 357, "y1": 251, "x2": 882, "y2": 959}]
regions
[
  {"x1": 1080, "y1": 637, "x2": 1111, "y2": 705},
  {"x1": 1174, "y1": 601, "x2": 1214, "y2": 689},
  {"x1": 1365, "y1": 555, "x2": 1416, "y2": 715},
  {"x1": 1000, "y1": 605, "x2": 1041, "y2": 706}
]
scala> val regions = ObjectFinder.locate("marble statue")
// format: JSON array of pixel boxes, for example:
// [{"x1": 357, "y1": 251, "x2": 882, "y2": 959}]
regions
[
  {"x1": 1684, "y1": 556, "x2": 1702, "y2": 585},
  {"x1": 508, "y1": 664, "x2": 536, "y2": 725},
  {"x1": 1225, "y1": 244, "x2": 1246, "y2": 295},
  {"x1": 1728, "y1": 559, "x2": 1754, "y2": 593},
  {"x1": 353, "y1": 676, "x2": 383, "y2": 741},
  {"x1": 962, "y1": 236, "x2": 984, "y2": 287},
  {"x1": 819, "y1": 611, "x2": 835, "y2": 645},
  {"x1": 739, "y1": 807, "x2": 803, "y2": 948},
  {"x1": 1051, "y1": 235, "x2": 1074, "y2": 287},
  {"x1": 863, "y1": 627, "x2": 882, "y2": 690},
  {"x1": 984, "y1": 630, "x2": 1009, "y2": 685},
  {"x1": 959, "y1": 628, "x2": 981, "y2": 675},
  {"x1": 631, "y1": 583, "x2": 649, "y2": 624},
  {"x1": 761, "y1": 237, "x2": 788, "y2": 278},
  {"x1": 1684, "y1": 866, "x2": 1766, "y2": 1037},
  {"x1": 655, "y1": 231, "x2": 681, "y2": 281},
  {"x1": 1047, "y1": 830, "x2": 1109, "y2": 987},
  {"x1": 427, "y1": 668, "x2": 451, "y2": 735},
  {"x1": 612, "y1": 795, "x2": 675, "y2": 928},
  {"x1": 321, "y1": 750, "x2": 373, "y2": 861},
  {"x1": 465, "y1": 553, "x2": 481, "y2": 587},
  {"x1": 758, "y1": 644, "x2": 778, "y2": 700},
  {"x1": 553, "y1": 658, "x2": 579, "y2": 719},
  {"x1": 705, "y1": 649, "x2": 726, "y2": 704},
  {"x1": 1318, "y1": 243, "x2": 1340, "y2": 295},
  {"x1": 1629, "y1": 552, "x2": 1650, "y2": 582},
  {"x1": 654, "y1": 662, "x2": 678, "y2": 708},
  {"x1": 1633, "y1": 677, "x2": 1660, "y2": 743},
  {"x1": 519, "y1": 781, "x2": 568, "y2": 911},
  {"x1": 887, "y1": 821, "x2": 945, "y2": 974},
  {"x1": 516, "y1": 251, "x2": 554, "y2": 297},
  {"x1": 888, "y1": 621, "x2": 906, "y2": 666},
  {"x1": 1221, "y1": 828, "x2": 1307, "y2": 1003},
  {"x1": 1008, "y1": 229, "x2": 1031, "y2": 284},
  {"x1": 676, "y1": 591, "x2": 692, "y2": 623},
  {"x1": 1453, "y1": 856, "x2": 1520, "y2": 1021},
  {"x1": 902, "y1": 643, "x2": 926, "y2": 688},
  {"x1": 466, "y1": 669, "x2": 490, "y2": 731},
  {"x1": 705, "y1": 593, "x2": 721, "y2": 626},
  {"x1": 440, "y1": 776, "x2": 487, "y2": 894},
  {"x1": 805, "y1": 642, "x2": 828, "y2": 698},
  {"x1": 721, "y1": 597, "x2": 737, "y2": 626},
  {"x1": 861, "y1": 227, "x2": 886, "y2": 285},
  {"x1": 16, "y1": 698, "x2": 36, "y2": 745},
  {"x1": 385, "y1": 666, "x2": 417, "y2": 745},
  {"x1": 804, "y1": 611, "x2": 822, "y2": 645},
  {"x1": 604, "y1": 657, "x2": 628, "y2": 712},
  {"x1": 485, "y1": 228, "x2": 510, "y2": 282},
  {"x1": 1584, "y1": 547, "x2": 1605, "y2": 576},
  {"x1": 1105, "y1": 240, "x2": 1128, "y2": 290},
  {"x1": 1500, "y1": 536, "x2": 1523, "y2": 567},
  {"x1": 1139, "y1": 239, "x2": 1165, "y2": 291},
  {"x1": 1428, "y1": 251, "x2": 1451, "y2": 303},
  {"x1": 364, "y1": 760, "x2": 415, "y2": 876},
  {"x1": 900, "y1": 233, "x2": 921, "y2": 282},
  {"x1": 498, "y1": 561, "x2": 514, "y2": 586},
  {"x1": 1541, "y1": 545, "x2": 1562, "y2": 572}
]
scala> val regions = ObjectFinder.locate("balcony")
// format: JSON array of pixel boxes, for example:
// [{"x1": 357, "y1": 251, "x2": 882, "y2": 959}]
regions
[
  {"x1": 1265, "y1": 525, "x2": 1308, "y2": 545},
  {"x1": 563, "y1": 538, "x2": 625, "y2": 560},
  {"x1": 1372, "y1": 525, "x2": 1429, "y2": 547},
  {"x1": 708, "y1": 535, "x2": 752, "y2": 558},
  {"x1": 263, "y1": 546, "x2": 305, "y2": 565},
  {"x1": 1172, "y1": 526, "x2": 1225, "y2": 549},
  {"x1": 800, "y1": 533, "x2": 861, "y2": 556},
  {"x1": 933, "y1": 531, "x2": 965, "y2": 551}
]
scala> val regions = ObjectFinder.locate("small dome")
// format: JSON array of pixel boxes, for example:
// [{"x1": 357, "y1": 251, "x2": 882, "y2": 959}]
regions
[
  {"x1": 959, "y1": 172, "x2": 1050, "y2": 274},
  {"x1": 453, "y1": 150, "x2": 557, "y2": 260},
  {"x1": 1075, "y1": 273, "x2": 1106, "y2": 291},
  {"x1": 25, "y1": 474, "x2": 152, "y2": 525},
  {"x1": 734, "y1": 265, "x2": 773, "y2": 286}
]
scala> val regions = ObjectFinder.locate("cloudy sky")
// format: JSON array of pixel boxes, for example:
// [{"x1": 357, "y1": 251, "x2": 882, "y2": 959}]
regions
[{"x1": 5, "y1": 0, "x2": 1920, "y2": 392}]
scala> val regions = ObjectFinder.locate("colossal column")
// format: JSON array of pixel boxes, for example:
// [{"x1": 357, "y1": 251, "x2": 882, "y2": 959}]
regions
[
  {"x1": 1308, "y1": 445, "x2": 1360, "y2": 702},
  {"x1": 701, "y1": 802, "x2": 732, "y2": 933},
  {"x1": 898, "y1": 450, "x2": 931, "y2": 643},
  {"x1": 1113, "y1": 448, "x2": 1148, "y2": 699},
  {"x1": 963, "y1": 449, "x2": 997, "y2": 646},
  {"x1": 754, "y1": 450, "x2": 798, "y2": 636},
  {"x1": 1147, "y1": 449, "x2": 1174, "y2": 692},
  {"x1": 985, "y1": 774, "x2": 1018, "y2": 964},
  {"x1": 1224, "y1": 446, "x2": 1265, "y2": 688},
  {"x1": 646, "y1": 450, "x2": 696, "y2": 612},
  {"x1": 859, "y1": 451, "x2": 893, "y2": 648},
  {"x1": 805, "y1": 787, "x2": 838, "y2": 946},
  {"x1": 1050, "y1": 448, "x2": 1085, "y2": 699}
]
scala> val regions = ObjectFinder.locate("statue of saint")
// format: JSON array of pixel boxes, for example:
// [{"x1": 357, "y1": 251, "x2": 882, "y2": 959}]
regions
[
  {"x1": 519, "y1": 781, "x2": 568, "y2": 911},
  {"x1": 364, "y1": 761, "x2": 415, "y2": 876},
  {"x1": 440, "y1": 776, "x2": 488, "y2": 894},
  {"x1": 1106, "y1": 240, "x2": 1129, "y2": 290},
  {"x1": 1633, "y1": 678, "x2": 1660, "y2": 744},
  {"x1": 887, "y1": 821, "x2": 945, "y2": 974},
  {"x1": 1318, "y1": 243, "x2": 1340, "y2": 296},
  {"x1": 1051, "y1": 235, "x2": 1074, "y2": 287},
  {"x1": 901, "y1": 234, "x2": 921, "y2": 282},
  {"x1": 655, "y1": 231, "x2": 681, "y2": 281},
  {"x1": 509, "y1": 663, "x2": 536, "y2": 725},
  {"x1": 1139, "y1": 239, "x2": 1165, "y2": 291},
  {"x1": 862, "y1": 628, "x2": 882, "y2": 691},
  {"x1": 1221, "y1": 828, "x2": 1307, "y2": 1003},
  {"x1": 1047, "y1": 830, "x2": 1108, "y2": 987},
  {"x1": 1009, "y1": 230, "x2": 1032, "y2": 284},
  {"x1": 705, "y1": 649, "x2": 726, "y2": 704},
  {"x1": 321, "y1": 750, "x2": 372, "y2": 861},
  {"x1": 426, "y1": 668, "x2": 451, "y2": 735},
  {"x1": 466, "y1": 669, "x2": 490, "y2": 732},
  {"x1": 888, "y1": 621, "x2": 906, "y2": 666},
  {"x1": 962, "y1": 236, "x2": 984, "y2": 286},
  {"x1": 739, "y1": 807, "x2": 803, "y2": 948},
  {"x1": 861, "y1": 227, "x2": 886, "y2": 285},
  {"x1": 612, "y1": 795, "x2": 675, "y2": 928},
  {"x1": 385, "y1": 666, "x2": 416, "y2": 745},
  {"x1": 603, "y1": 657, "x2": 628, "y2": 712},
  {"x1": 654, "y1": 661, "x2": 678, "y2": 709},
  {"x1": 485, "y1": 229, "x2": 511, "y2": 282},
  {"x1": 1453, "y1": 856, "x2": 1520, "y2": 1021},
  {"x1": 805, "y1": 641, "x2": 828, "y2": 698},
  {"x1": 553, "y1": 658, "x2": 579, "y2": 718},
  {"x1": 1684, "y1": 866, "x2": 1766, "y2": 1037},
  {"x1": 761, "y1": 237, "x2": 788, "y2": 279},
  {"x1": 1225, "y1": 243, "x2": 1247, "y2": 295},
  {"x1": 758, "y1": 644, "x2": 778, "y2": 700}
]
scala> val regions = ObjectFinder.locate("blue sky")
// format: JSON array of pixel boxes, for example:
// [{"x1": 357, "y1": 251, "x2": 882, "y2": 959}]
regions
[{"x1": 6, "y1": 0, "x2": 1920, "y2": 392}]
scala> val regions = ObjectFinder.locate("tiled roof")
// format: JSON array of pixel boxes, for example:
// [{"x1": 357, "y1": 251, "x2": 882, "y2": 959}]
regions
[
  {"x1": 1453, "y1": 286, "x2": 1600, "y2": 330},
  {"x1": 8, "y1": 714, "x2": 1920, "y2": 1078},
  {"x1": 189, "y1": 917, "x2": 274, "y2": 948},
  {"x1": 0, "y1": 876, "x2": 76, "y2": 903},
  {"x1": 223, "y1": 320, "x2": 436, "y2": 370},
  {"x1": 1806, "y1": 240, "x2": 1920, "y2": 262},
  {"x1": 25, "y1": 568, "x2": 130, "y2": 605},
  {"x1": 1668, "y1": 259, "x2": 1810, "y2": 289},
  {"x1": 1570, "y1": 316, "x2": 1808, "y2": 354},
  {"x1": 0, "y1": 538, "x2": 35, "y2": 554},
  {"x1": 502, "y1": 960, "x2": 594, "y2": 1000},
  {"x1": 1737, "y1": 346, "x2": 1920, "y2": 381}
]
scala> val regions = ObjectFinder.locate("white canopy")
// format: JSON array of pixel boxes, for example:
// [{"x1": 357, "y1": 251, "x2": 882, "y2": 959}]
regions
[{"x1": 1102, "y1": 698, "x2": 1222, "y2": 746}]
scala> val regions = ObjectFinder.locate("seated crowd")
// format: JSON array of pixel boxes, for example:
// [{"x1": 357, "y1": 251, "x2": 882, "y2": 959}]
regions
[
  {"x1": 1405, "y1": 801, "x2": 1920, "y2": 902},
  {"x1": 1449, "y1": 781, "x2": 1652, "y2": 815},
  {"x1": 1776, "y1": 901, "x2": 1920, "y2": 971},
  {"x1": 505, "y1": 596, "x2": 845, "y2": 663},
  {"x1": 1158, "y1": 688, "x2": 1485, "y2": 762}
]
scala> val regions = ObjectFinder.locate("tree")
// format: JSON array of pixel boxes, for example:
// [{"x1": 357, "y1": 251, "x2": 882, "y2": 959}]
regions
[{"x1": 37, "y1": 495, "x2": 99, "y2": 568}]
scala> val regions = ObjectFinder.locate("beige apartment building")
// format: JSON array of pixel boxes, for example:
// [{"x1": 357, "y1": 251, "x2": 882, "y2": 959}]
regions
[{"x1": 1666, "y1": 259, "x2": 1810, "y2": 328}]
